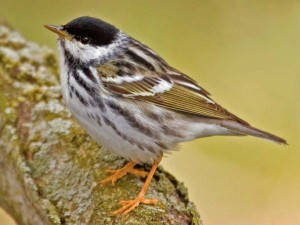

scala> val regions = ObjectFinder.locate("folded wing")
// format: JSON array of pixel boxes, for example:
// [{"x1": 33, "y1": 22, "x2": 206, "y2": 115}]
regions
[{"x1": 98, "y1": 61, "x2": 248, "y2": 125}]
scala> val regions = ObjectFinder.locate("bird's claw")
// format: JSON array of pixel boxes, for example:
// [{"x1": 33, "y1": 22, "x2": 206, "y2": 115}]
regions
[
  {"x1": 112, "y1": 196, "x2": 158, "y2": 216},
  {"x1": 100, "y1": 163, "x2": 148, "y2": 185}
]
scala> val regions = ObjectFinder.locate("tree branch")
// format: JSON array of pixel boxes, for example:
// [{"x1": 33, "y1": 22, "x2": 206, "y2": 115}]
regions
[{"x1": 0, "y1": 20, "x2": 202, "y2": 225}]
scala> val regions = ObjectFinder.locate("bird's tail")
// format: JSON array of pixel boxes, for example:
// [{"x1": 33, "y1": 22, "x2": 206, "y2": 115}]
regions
[{"x1": 220, "y1": 120, "x2": 287, "y2": 145}]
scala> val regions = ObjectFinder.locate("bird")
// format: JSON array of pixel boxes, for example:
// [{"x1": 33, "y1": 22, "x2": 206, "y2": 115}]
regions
[{"x1": 45, "y1": 16, "x2": 287, "y2": 216}]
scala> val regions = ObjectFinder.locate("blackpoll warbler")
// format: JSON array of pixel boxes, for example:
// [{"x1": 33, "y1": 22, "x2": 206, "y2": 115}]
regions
[{"x1": 45, "y1": 16, "x2": 286, "y2": 215}]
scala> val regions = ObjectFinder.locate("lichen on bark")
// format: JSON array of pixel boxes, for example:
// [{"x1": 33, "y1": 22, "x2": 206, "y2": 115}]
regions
[{"x1": 0, "y1": 20, "x2": 202, "y2": 225}]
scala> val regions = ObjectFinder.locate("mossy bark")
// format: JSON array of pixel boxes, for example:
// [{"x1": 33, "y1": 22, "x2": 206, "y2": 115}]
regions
[{"x1": 0, "y1": 20, "x2": 202, "y2": 225}]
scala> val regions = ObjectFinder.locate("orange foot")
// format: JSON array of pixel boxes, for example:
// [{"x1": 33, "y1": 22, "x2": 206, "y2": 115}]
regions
[
  {"x1": 111, "y1": 155, "x2": 163, "y2": 216},
  {"x1": 100, "y1": 161, "x2": 148, "y2": 185},
  {"x1": 112, "y1": 194, "x2": 158, "y2": 215}
]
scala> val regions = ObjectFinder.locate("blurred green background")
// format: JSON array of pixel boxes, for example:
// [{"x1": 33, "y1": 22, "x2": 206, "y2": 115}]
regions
[{"x1": 0, "y1": 0, "x2": 299, "y2": 224}]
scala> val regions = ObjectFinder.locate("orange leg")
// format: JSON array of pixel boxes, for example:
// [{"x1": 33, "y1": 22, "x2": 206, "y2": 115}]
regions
[
  {"x1": 100, "y1": 161, "x2": 148, "y2": 185},
  {"x1": 112, "y1": 154, "x2": 163, "y2": 216}
]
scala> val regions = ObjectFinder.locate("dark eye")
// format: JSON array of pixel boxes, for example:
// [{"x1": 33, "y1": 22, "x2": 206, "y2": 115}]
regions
[{"x1": 81, "y1": 37, "x2": 89, "y2": 44}]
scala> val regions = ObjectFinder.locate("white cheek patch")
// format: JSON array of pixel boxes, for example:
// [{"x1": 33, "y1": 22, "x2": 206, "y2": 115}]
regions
[
  {"x1": 64, "y1": 40, "x2": 80, "y2": 56},
  {"x1": 64, "y1": 40, "x2": 107, "y2": 62}
]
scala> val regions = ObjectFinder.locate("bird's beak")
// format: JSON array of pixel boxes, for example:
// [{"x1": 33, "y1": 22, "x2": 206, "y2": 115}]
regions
[{"x1": 44, "y1": 25, "x2": 72, "y2": 40}]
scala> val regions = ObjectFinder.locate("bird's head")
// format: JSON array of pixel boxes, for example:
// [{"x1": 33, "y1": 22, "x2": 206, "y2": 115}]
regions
[{"x1": 45, "y1": 16, "x2": 127, "y2": 65}]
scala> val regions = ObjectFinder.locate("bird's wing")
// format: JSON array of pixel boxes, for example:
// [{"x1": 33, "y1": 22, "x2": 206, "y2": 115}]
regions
[{"x1": 98, "y1": 46, "x2": 248, "y2": 125}]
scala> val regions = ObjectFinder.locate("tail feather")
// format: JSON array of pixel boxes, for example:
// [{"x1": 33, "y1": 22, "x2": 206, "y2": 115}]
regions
[{"x1": 220, "y1": 120, "x2": 287, "y2": 145}]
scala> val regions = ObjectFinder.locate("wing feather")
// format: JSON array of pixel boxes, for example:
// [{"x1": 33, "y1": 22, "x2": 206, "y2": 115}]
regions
[{"x1": 98, "y1": 42, "x2": 248, "y2": 125}]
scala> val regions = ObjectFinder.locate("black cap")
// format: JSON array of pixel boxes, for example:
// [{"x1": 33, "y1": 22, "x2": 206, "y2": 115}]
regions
[{"x1": 63, "y1": 16, "x2": 119, "y2": 46}]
